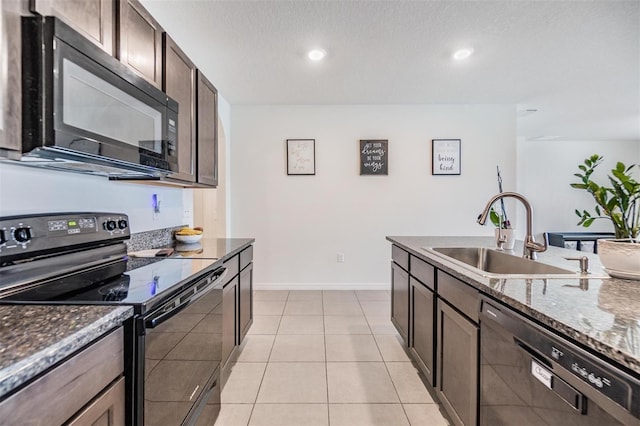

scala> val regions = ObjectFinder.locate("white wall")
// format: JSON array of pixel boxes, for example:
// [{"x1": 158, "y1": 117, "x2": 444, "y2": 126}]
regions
[
  {"x1": 517, "y1": 139, "x2": 640, "y2": 240},
  {"x1": 231, "y1": 105, "x2": 516, "y2": 289},
  {"x1": 0, "y1": 162, "x2": 190, "y2": 233}
]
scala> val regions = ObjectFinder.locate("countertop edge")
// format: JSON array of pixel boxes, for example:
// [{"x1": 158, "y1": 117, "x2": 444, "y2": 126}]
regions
[{"x1": 0, "y1": 306, "x2": 133, "y2": 399}]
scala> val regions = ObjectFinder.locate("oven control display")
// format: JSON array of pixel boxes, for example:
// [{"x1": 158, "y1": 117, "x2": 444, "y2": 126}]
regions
[{"x1": 48, "y1": 217, "x2": 96, "y2": 235}]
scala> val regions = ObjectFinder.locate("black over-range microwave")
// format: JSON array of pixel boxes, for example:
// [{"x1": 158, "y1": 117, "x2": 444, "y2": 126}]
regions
[{"x1": 21, "y1": 17, "x2": 178, "y2": 177}]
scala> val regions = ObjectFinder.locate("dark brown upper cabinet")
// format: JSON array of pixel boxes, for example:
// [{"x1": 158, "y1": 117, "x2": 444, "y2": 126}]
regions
[
  {"x1": 163, "y1": 34, "x2": 196, "y2": 183},
  {"x1": 118, "y1": 0, "x2": 162, "y2": 88},
  {"x1": 196, "y1": 71, "x2": 219, "y2": 187},
  {"x1": 0, "y1": 1, "x2": 23, "y2": 157},
  {"x1": 31, "y1": 0, "x2": 115, "y2": 55}
]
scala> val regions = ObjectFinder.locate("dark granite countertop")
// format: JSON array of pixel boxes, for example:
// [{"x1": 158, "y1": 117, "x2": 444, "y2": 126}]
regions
[
  {"x1": 387, "y1": 236, "x2": 640, "y2": 376},
  {"x1": 171, "y1": 238, "x2": 255, "y2": 260},
  {"x1": 129, "y1": 238, "x2": 255, "y2": 261},
  {"x1": 0, "y1": 305, "x2": 133, "y2": 399}
]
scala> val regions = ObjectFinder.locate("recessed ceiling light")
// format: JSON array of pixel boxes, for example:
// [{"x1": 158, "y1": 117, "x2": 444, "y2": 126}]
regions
[
  {"x1": 453, "y1": 48, "x2": 474, "y2": 60},
  {"x1": 307, "y1": 49, "x2": 326, "y2": 61}
]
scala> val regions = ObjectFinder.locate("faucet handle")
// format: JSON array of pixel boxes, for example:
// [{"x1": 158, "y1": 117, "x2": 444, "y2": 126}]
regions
[{"x1": 564, "y1": 256, "x2": 589, "y2": 274}]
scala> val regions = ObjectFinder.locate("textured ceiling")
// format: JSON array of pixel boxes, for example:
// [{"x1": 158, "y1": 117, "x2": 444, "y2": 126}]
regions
[{"x1": 142, "y1": 0, "x2": 640, "y2": 141}]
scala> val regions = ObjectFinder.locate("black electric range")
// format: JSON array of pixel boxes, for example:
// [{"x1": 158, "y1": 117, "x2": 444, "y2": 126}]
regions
[{"x1": 0, "y1": 212, "x2": 225, "y2": 426}]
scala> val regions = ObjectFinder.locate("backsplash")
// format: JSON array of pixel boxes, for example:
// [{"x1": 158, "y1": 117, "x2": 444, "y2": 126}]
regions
[{"x1": 126, "y1": 225, "x2": 186, "y2": 252}]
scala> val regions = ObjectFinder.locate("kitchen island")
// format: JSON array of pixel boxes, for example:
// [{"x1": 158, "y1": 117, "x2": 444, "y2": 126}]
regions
[{"x1": 388, "y1": 236, "x2": 640, "y2": 426}]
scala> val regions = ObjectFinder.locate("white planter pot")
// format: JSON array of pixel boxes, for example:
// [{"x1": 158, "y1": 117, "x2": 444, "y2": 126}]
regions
[
  {"x1": 494, "y1": 228, "x2": 516, "y2": 251},
  {"x1": 598, "y1": 239, "x2": 640, "y2": 280}
]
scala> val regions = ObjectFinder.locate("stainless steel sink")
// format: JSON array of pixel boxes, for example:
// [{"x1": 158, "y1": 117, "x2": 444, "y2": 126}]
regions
[{"x1": 422, "y1": 247, "x2": 576, "y2": 277}]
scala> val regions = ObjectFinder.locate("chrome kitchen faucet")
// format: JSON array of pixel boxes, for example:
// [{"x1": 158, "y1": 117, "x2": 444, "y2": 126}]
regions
[{"x1": 477, "y1": 192, "x2": 547, "y2": 260}]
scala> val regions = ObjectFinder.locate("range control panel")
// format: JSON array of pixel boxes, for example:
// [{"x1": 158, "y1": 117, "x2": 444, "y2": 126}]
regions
[{"x1": 0, "y1": 212, "x2": 130, "y2": 262}]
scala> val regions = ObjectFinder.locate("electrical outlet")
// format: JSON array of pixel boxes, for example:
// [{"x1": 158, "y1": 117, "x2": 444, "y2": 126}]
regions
[{"x1": 337, "y1": 252, "x2": 345, "y2": 263}]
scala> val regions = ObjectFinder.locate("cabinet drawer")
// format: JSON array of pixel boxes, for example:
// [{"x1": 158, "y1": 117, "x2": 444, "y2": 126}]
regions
[
  {"x1": 437, "y1": 271, "x2": 479, "y2": 323},
  {"x1": 240, "y1": 245, "x2": 253, "y2": 271},
  {"x1": 0, "y1": 327, "x2": 124, "y2": 425},
  {"x1": 410, "y1": 256, "x2": 435, "y2": 290},
  {"x1": 223, "y1": 254, "x2": 240, "y2": 281},
  {"x1": 392, "y1": 245, "x2": 409, "y2": 271}
]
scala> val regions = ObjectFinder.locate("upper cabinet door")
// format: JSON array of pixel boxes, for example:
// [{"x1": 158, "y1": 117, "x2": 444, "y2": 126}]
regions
[
  {"x1": 118, "y1": 0, "x2": 162, "y2": 88},
  {"x1": 196, "y1": 71, "x2": 219, "y2": 187},
  {"x1": 163, "y1": 34, "x2": 196, "y2": 182},
  {"x1": 31, "y1": 0, "x2": 115, "y2": 55},
  {"x1": 0, "y1": 0, "x2": 22, "y2": 157}
]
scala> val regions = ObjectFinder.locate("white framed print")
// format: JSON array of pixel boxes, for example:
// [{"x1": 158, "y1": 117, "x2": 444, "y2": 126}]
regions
[{"x1": 432, "y1": 139, "x2": 461, "y2": 175}]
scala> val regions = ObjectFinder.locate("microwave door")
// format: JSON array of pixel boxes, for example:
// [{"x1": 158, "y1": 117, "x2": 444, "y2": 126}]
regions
[
  {"x1": 54, "y1": 40, "x2": 166, "y2": 164},
  {"x1": 21, "y1": 17, "x2": 177, "y2": 176}
]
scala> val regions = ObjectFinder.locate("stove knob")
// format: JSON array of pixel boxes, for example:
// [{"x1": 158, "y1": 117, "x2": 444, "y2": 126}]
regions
[
  {"x1": 103, "y1": 220, "x2": 117, "y2": 231},
  {"x1": 14, "y1": 227, "x2": 31, "y2": 243},
  {"x1": 118, "y1": 219, "x2": 128, "y2": 230}
]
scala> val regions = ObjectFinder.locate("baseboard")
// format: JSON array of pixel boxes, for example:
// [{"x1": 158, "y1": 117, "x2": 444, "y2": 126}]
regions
[{"x1": 253, "y1": 282, "x2": 391, "y2": 291}]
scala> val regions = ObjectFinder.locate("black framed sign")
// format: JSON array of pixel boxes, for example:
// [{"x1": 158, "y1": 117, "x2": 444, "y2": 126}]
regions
[
  {"x1": 432, "y1": 139, "x2": 461, "y2": 175},
  {"x1": 360, "y1": 139, "x2": 388, "y2": 175},
  {"x1": 287, "y1": 139, "x2": 315, "y2": 175}
]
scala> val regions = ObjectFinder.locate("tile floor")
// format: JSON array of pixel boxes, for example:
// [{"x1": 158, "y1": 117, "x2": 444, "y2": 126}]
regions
[{"x1": 214, "y1": 290, "x2": 450, "y2": 426}]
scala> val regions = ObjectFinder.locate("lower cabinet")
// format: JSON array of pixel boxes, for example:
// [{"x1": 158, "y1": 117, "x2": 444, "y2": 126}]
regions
[
  {"x1": 391, "y1": 261, "x2": 409, "y2": 342},
  {"x1": 67, "y1": 377, "x2": 125, "y2": 426},
  {"x1": 390, "y1": 244, "x2": 480, "y2": 426},
  {"x1": 221, "y1": 245, "x2": 254, "y2": 386},
  {"x1": 436, "y1": 299, "x2": 479, "y2": 426},
  {"x1": 0, "y1": 327, "x2": 125, "y2": 425},
  {"x1": 410, "y1": 276, "x2": 435, "y2": 386},
  {"x1": 221, "y1": 275, "x2": 239, "y2": 370},
  {"x1": 239, "y1": 262, "x2": 253, "y2": 341}
]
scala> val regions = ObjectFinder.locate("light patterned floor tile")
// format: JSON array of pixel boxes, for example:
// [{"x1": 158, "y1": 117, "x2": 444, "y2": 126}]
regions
[
  {"x1": 247, "y1": 315, "x2": 281, "y2": 335},
  {"x1": 270, "y1": 334, "x2": 326, "y2": 362},
  {"x1": 374, "y1": 334, "x2": 411, "y2": 361},
  {"x1": 253, "y1": 290, "x2": 289, "y2": 301},
  {"x1": 278, "y1": 315, "x2": 325, "y2": 334},
  {"x1": 323, "y1": 301, "x2": 364, "y2": 316},
  {"x1": 221, "y1": 363, "x2": 267, "y2": 403},
  {"x1": 256, "y1": 362, "x2": 327, "y2": 403},
  {"x1": 386, "y1": 362, "x2": 434, "y2": 403},
  {"x1": 355, "y1": 290, "x2": 391, "y2": 301},
  {"x1": 253, "y1": 300, "x2": 286, "y2": 315},
  {"x1": 288, "y1": 290, "x2": 323, "y2": 301},
  {"x1": 236, "y1": 335, "x2": 275, "y2": 362},
  {"x1": 284, "y1": 299, "x2": 323, "y2": 315},
  {"x1": 327, "y1": 362, "x2": 399, "y2": 403},
  {"x1": 366, "y1": 315, "x2": 399, "y2": 335},
  {"x1": 329, "y1": 404, "x2": 409, "y2": 426},
  {"x1": 213, "y1": 403, "x2": 253, "y2": 426},
  {"x1": 402, "y1": 404, "x2": 451, "y2": 426},
  {"x1": 325, "y1": 334, "x2": 382, "y2": 361},
  {"x1": 324, "y1": 315, "x2": 371, "y2": 334},
  {"x1": 248, "y1": 404, "x2": 328, "y2": 426}
]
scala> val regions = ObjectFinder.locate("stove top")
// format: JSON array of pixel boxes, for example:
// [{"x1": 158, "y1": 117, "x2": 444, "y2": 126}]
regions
[{"x1": 0, "y1": 212, "x2": 218, "y2": 313}]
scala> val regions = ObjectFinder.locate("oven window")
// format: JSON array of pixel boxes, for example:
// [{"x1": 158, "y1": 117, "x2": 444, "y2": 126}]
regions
[{"x1": 62, "y1": 59, "x2": 163, "y2": 153}]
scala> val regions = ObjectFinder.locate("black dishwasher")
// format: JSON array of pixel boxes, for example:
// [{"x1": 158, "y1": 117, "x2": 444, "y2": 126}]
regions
[{"x1": 479, "y1": 296, "x2": 640, "y2": 426}]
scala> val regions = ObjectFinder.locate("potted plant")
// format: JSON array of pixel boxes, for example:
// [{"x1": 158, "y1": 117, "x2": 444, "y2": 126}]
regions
[{"x1": 571, "y1": 154, "x2": 640, "y2": 279}]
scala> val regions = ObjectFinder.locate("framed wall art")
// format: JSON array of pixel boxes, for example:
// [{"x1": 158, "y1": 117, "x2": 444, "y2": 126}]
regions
[
  {"x1": 432, "y1": 139, "x2": 461, "y2": 175},
  {"x1": 360, "y1": 139, "x2": 388, "y2": 175},
  {"x1": 287, "y1": 139, "x2": 315, "y2": 175}
]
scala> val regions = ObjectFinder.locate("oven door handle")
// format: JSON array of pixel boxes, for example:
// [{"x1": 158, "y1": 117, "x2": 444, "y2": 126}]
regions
[{"x1": 145, "y1": 266, "x2": 227, "y2": 329}]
